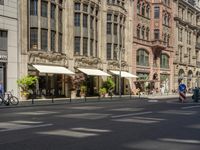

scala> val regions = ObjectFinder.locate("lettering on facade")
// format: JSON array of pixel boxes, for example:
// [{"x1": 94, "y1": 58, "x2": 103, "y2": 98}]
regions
[{"x1": 0, "y1": 55, "x2": 8, "y2": 61}]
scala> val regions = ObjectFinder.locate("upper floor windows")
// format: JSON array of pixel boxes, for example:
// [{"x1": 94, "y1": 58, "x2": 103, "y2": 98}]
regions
[
  {"x1": 107, "y1": 0, "x2": 125, "y2": 8},
  {"x1": 154, "y1": 6, "x2": 160, "y2": 19},
  {"x1": 136, "y1": 24, "x2": 150, "y2": 41},
  {"x1": 41, "y1": 1, "x2": 48, "y2": 17},
  {"x1": 163, "y1": 0, "x2": 170, "y2": 6},
  {"x1": 0, "y1": 0, "x2": 4, "y2": 5},
  {"x1": 0, "y1": 30, "x2": 7, "y2": 51},
  {"x1": 160, "y1": 54, "x2": 169, "y2": 68},
  {"x1": 30, "y1": 0, "x2": 38, "y2": 16},
  {"x1": 154, "y1": 29, "x2": 160, "y2": 40},
  {"x1": 137, "y1": 1, "x2": 150, "y2": 18},
  {"x1": 137, "y1": 49, "x2": 149, "y2": 66}
]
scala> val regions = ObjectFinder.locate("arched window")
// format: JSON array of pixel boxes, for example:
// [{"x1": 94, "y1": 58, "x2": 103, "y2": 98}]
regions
[
  {"x1": 142, "y1": 26, "x2": 145, "y2": 39},
  {"x1": 137, "y1": 1, "x2": 141, "y2": 14},
  {"x1": 146, "y1": 27, "x2": 149, "y2": 40},
  {"x1": 137, "y1": 49, "x2": 149, "y2": 66},
  {"x1": 142, "y1": 3, "x2": 145, "y2": 16},
  {"x1": 160, "y1": 54, "x2": 169, "y2": 68},
  {"x1": 137, "y1": 24, "x2": 141, "y2": 39},
  {"x1": 146, "y1": 4, "x2": 150, "y2": 18}
]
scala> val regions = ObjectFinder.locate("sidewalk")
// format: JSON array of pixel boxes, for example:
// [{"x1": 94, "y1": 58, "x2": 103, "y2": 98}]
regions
[{"x1": 0, "y1": 93, "x2": 195, "y2": 109}]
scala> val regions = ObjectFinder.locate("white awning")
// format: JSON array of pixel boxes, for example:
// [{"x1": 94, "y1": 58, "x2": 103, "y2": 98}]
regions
[
  {"x1": 78, "y1": 68, "x2": 110, "y2": 76},
  {"x1": 110, "y1": 70, "x2": 138, "y2": 78},
  {"x1": 33, "y1": 65, "x2": 75, "y2": 75}
]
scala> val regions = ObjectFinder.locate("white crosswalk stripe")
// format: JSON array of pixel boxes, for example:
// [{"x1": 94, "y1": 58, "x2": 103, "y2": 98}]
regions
[
  {"x1": 112, "y1": 116, "x2": 165, "y2": 124},
  {"x1": 38, "y1": 127, "x2": 111, "y2": 138},
  {"x1": 159, "y1": 110, "x2": 197, "y2": 115},
  {"x1": 0, "y1": 121, "x2": 52, "y2": 132}
]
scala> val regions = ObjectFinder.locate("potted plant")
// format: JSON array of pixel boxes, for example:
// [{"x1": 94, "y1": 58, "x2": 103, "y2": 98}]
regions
[
  {"x1": 80, "y1": 85, "x2": 87, "y2": 98},
  {"x1": 99, "y1": 87, "x2": 107, "y2": 97},
  {"x1": 17, "y1": 75, "x2": 38, "y2": 100},
  {"x1": 102, "y1": 77, "x2": 115, "y2": 96}
]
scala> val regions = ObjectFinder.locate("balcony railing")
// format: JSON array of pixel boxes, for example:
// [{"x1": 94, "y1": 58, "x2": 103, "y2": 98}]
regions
[{"x1": 151, "y1": 40, "x2": 167, "y2": 49}]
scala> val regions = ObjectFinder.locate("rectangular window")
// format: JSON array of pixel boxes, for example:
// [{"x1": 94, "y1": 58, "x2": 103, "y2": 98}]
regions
[
  {"x1": 41, "y1": 29, "x2": 48, "y2": 51},
  {"x1": 51, "y1": 4, "x2": 56, "y2": 19},
  {"x1": 107, "y1": 14, "x2": 112, "y2": 21},
  {"x1": 0, "y1": 30, "x2": 7, "y2": 51},
  {"x1": 83, "y1": 14, "x2": 88, "y2": 28},
  {"x1": 30, "y1": 28, "x2": 38, "y2": 49},
  {"x1": 51, "y1": 31, "x2": 56, "y2": 51},
  {"x1": 107, "y1": 43, "x2": 112, "y2": 60},
  {"x1": 74, "y1": 3, "x2": 80, "y2": 10},
  {"x1": 90, "y1": 39, "x2": 93, "y2": 56},
  {"x1": 90, "y1": 16, "x2": 94, "y2": 29},
  {"x1": 114, "y1": 24, "x2": 118, "y2": 35},
  {"x1": 58, "y1": 8, "x2": 62, "y2": 30},
  {"x1": 74, "y1": 13, "x2": 80, "y2": 26},
  {"x1": 0, "y1": 0, "x2": 4, "y2": 5},
  {"x1": 74, "y1": 37, "x2": 80, "y2": 55},
  {"x1": 154, "y1": 6, "x2": 160, "y2": 19},
  {"x1": 83, "y1": 4, "x2": 88, "y2": 12},
  {"x1": 107, "y1": 23, "x2": 112, "y2": 34},
  {"x1": 58, "y1": 33, "x2": 62, "y2": 52},
  {"x1": 154, "y1": 29, "x2": 160, "y2": 40},
  {"x1": 83, "y1": 38, "x2": 88, "y2": 56},
  {"x1": 30, "y1": 0, "x2": 38, "y2": 16},
  {"x1": 41, "y1": 1, "x2": 48, "y2": 17}
]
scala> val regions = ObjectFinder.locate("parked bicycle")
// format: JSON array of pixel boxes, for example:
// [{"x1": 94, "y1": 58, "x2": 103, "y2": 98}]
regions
[{"x1": 0, "y1": 90, "x2": 19, "y2": 105}]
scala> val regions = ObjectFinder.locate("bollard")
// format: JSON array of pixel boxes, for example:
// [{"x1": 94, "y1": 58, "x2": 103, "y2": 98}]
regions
[{"x1": 52, "y1": 95, "x2": 54, "y2": 103}]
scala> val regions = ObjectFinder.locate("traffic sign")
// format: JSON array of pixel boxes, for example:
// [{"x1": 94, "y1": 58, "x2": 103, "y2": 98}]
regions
[{"x1": 179, "y1": 84, "x2": 186, "y2": 92}]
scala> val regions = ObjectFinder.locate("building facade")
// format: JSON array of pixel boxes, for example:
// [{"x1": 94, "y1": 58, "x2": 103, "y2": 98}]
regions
[
  {"x1": 19, "y1": 0, "x2": 134, "y2": 98},
  {"x1": 132, "y1": 0, "x2": 173, "y2": 94},
  {"x1": 173, "y1": 0, "x2": 200, "y2": 91},
  {"x1": 0, "y1": 0, "x2": 19, "y2": 96}
]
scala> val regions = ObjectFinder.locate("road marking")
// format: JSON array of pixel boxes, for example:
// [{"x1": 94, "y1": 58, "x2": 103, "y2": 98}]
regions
[
  {"x1": 159, "y1": 138, "x2": 200, "y2": 144},
  {"x1": 113, "y1": 116, "x2": 165, "y2": 124},
  {"x1": 38, "y1": 130, "x2": 98, "y2": 138},
  {"x1": 182, "y1": 105, "x2": 200, "y2": 109},
  {"x1": 148, "y1": 100, "x2": 158, "y2": 103},
  {"x1": 16, "y1": 111, "x2": 58, "y2": 115},
  {"x1": 110, "y1": 108, "x2": 144, "y2": 112},
  {"x1": 71, "y1": 128, "x2": 111, "y2": 133},
  {"x1": 58, "y1": 113, "x2": 111, "y2": 120},
  {"x1": 70, "y1": 106, "x2": 103, "y2": 110},
  {"x1": 159, "y1": 110, "x2": 197, "y2": 115},
  {"x1": 111, "y1": 111, "x2": 153, "y2": 119},
  {"x1": 0, "y1": 123, "x2": 52, "y2": 132}
]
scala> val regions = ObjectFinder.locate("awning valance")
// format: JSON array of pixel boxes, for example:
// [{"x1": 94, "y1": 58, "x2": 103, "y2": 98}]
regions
[
  {"x1": 78, "y1": 68, "x2": 110, "y2": 76},
  {"x1": 33, "y1": 65, "x2": 75, "y2": 75},
  {"x1": 110, "y1": 70, "x2": 138, "y2": 78}
]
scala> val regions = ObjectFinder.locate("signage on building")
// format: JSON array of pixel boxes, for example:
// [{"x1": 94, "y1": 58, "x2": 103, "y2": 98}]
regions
[{"x1": 0, "y1": 55, "x2": 8, "y2": 61}]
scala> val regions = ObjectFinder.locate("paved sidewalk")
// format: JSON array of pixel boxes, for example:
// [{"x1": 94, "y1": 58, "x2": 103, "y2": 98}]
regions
[{"x1": 0, "y1": 93, "x2": 195, "y2": 109}]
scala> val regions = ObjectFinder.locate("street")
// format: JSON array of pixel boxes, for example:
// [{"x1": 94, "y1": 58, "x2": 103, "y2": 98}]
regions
[{"x1": 0, "y1": 98, "x2": 200, "y2": 150}]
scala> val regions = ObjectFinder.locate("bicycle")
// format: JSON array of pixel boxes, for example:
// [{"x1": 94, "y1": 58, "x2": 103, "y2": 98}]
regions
[{"x1": 0, "y1": 90, "x2": 19, "y2": 105}]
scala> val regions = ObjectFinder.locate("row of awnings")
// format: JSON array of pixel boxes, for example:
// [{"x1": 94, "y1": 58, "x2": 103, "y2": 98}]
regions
[{"x1": 32, "y1": 65, "x2": 138, "y2": 78}]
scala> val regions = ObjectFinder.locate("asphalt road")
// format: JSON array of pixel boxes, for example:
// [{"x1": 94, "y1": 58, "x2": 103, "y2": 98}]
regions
[{"x1": 0, "y1": 99, "x2": 200, "y2": 150}]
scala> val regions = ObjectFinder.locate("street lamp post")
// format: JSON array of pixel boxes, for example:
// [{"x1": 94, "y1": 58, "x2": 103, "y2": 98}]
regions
[{"x1": 118, "y1": 48, "x2": 125, "y2": 98}]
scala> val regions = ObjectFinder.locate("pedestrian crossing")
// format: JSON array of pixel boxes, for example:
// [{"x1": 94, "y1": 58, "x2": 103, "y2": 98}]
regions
[
  {"x1": 37, "y1": 127, "x2": 111, "y2": 138},
  {"x1": 0, "y1": 120, "x2": 52, "y2": 132}
]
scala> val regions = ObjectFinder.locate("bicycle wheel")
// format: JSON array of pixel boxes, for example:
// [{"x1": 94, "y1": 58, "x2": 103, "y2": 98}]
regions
[
  {"x1": 0, "y1": 97, "x2": 3, "y2": 105},
  {"x1": 10, "y1": 96, "x2": 19, "y2": 105}
]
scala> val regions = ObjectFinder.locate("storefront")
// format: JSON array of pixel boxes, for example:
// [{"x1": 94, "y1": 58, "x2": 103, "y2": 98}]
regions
[
  {"x1": 109, "y1": 70, "x2": 137, "y2": 95},
  {"x1": 0, "y1": 54, "x2": 7, "y2": 93},
  {"x1": 29, "y1": 64, "x2": 74, "y2": 98},
  {"x1": 160, "y1": 74, "x2": 170, "y2": 94},
  {"x1": 77, "y1": 68, "x2": 110, "y2": 96},
  {"x1": 135, "y1": 72, "x2": 150, "y2": 94}
]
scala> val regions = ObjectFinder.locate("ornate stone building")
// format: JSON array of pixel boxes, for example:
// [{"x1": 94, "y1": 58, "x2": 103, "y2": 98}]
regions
[
  {"x1": 173, "y1": 0, "x2": 200, "y2": 91},
  {"x1": 19, "y1": 0, "x2": 135, "y2": 98},
  {"x1": 132, "y1": 0, "x2": 173, "y2": 94}
]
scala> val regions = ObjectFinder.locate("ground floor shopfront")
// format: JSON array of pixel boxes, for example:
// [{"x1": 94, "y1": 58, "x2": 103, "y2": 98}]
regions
[{"x1": 173, "y1": 65, "x2": 200, "y2": 92}]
